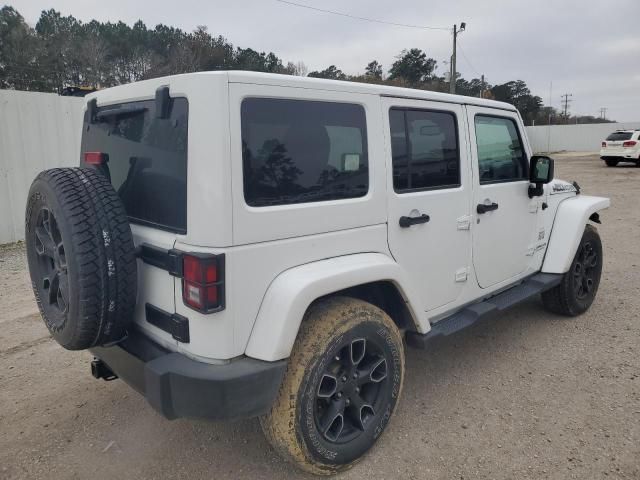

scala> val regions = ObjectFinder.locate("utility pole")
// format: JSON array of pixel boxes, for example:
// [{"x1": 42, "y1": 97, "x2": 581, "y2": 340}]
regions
[
  {"x1": 547, "y1": 81, "x2": 553, "y2": 153},
  {"x1": 479, "y1": 74, "x2": 485, "y2": 98},
  {"x1": 449, "y1": 22, "x2": 466, "y2": 94},
  {"x1": 561, "y1": 93, "x2": 572, "y2": 123},
  {"x1": 599, "y1": 107, "x2": 607, "y2": 120}
]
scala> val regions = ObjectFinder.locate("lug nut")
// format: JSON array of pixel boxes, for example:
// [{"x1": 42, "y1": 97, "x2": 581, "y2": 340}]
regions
[
  {"x1": 335, "y1": 356, "x2": 340, "y2": 361},
  {"x1": 342, "y1": 376, "x2": 347, "y2": 382},
  {"x1": 345, "y1": 399, "x2": 350, "y2": 406},
  {"x1": 337, "y1": 392, "x2": 342, "y2": 398},
  {"x1": 353, "y1": 373, "x2": 358, "y2": 379},
  {"x1": 355, "y1": 387, "x2": 360, "y2": 393}
]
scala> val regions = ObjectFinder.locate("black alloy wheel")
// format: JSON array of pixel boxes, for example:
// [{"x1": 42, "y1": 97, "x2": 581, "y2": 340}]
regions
[
  {"x1": 314, "y1": 337, "x2": 390, "y2": 443},
  {"x1": 32, "y1": 208, "x2": 70, "y2": 326},
  {"x1": 572, "y1": 240, "x2": 599, "y2": 300}
]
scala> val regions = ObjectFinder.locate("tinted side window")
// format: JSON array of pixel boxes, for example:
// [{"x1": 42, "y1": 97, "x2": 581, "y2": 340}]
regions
[
  {"x1": 389, "y1": 108, "x2": 460, "y2": 192},
  {"x1": 241, "y1": 98, "x2": 368, "y2": 207},
  {"x1": 474, "y1": 115, "x2": 527, "y2": 184}
]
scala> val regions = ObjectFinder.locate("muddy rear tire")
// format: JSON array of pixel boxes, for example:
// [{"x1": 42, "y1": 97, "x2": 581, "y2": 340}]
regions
[
  {"x1": 260, "y1": 297, "x2": 404, "y2": 475},
  {"x1": 25, "y1": 168, "x2": 137, "y2": 350}
]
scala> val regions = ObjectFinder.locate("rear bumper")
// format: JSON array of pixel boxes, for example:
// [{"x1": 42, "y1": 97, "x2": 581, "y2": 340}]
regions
[
  {"x1": 89, "y1": 330, "x2": 287, "y2": 420},
  {"x1": 600, "y1": 154, "x2": 640, "y2": 160}
]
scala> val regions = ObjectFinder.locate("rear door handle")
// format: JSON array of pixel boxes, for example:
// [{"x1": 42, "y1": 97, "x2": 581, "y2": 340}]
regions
[
  {"x1": 399, "y1": 214, "x2": 430, "y2": 228},
  {"x1": 477, "y1": 202, "x2": 499, "y2": 214}
]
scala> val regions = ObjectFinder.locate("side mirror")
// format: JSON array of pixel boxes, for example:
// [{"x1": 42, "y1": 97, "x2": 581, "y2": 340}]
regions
[{"x1": 528, "y1": 155, "x2": 554, "y2": 198}]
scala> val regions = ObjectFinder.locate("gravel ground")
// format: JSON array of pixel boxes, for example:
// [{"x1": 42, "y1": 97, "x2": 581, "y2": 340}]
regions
[{"x1": 0, "y1": 153, "x2": 638, "y2": 479}]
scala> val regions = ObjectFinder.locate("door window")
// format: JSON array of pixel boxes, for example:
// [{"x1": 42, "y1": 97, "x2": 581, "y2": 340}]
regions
[
  {"x1": 389, "y1": 108, "x2": 460, "y2": 192},
  {"x1": 474, "y1": 115, "x2": 528, "y2": 184}
]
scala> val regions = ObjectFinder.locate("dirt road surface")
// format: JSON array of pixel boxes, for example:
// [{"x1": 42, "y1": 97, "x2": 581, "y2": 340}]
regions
[{"x1": 1, "y1": 154, "x2": 638, "y2": 479}]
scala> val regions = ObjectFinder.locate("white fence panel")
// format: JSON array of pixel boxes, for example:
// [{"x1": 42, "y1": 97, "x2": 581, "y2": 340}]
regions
[
  {"x1": 526, "y1": 122, "x2": 640, "y2": 153},
  {"x1": 0, "y1": 90, "x2": 84, "y2": 244}
]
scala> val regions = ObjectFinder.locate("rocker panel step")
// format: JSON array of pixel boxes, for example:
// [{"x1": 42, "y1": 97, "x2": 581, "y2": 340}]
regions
[{"x1": 406, "y1": 273, "x2": 563, "y2": 349}]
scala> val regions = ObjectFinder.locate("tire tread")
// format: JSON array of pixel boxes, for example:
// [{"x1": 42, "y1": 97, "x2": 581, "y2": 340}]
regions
[{"x1": 26, "y1": 167, "x2": 137, "y2": 350}]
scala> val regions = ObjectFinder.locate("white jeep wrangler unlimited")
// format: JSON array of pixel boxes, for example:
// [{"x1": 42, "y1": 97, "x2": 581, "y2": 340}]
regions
[{"x1": 25, "y1": 72, "x2": 609, "y2": 475}]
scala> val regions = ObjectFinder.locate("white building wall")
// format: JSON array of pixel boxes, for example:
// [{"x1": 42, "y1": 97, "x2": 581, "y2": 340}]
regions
[
  {"x1": 0, "y1": 90, "x2": 84, "y2": 244},
  {"x1": 526, "y1": 122, "x2": 640, "y2": 153}
]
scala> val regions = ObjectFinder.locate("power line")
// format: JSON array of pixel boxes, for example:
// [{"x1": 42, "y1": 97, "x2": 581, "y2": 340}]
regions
[
  {"x1": 274, "y1": 0, "x2": 450, "y2": 31},
  {"x1": 456, "y1": 42, "x2": 481, "y2": 77}
]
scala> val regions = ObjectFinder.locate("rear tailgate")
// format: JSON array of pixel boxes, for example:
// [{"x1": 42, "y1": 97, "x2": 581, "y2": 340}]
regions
[
  {"x1": 605, "y1": 131, "x2": 633, "y2": 155},
  {"x1": 80, "y1": 92, "x2": 188, "y2": 349},
  {"x1": 130, "y1": 226, "x2": 178, "y2": 348}
]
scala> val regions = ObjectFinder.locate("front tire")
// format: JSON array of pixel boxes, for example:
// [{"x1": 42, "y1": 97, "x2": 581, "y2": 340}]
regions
[
  {"x1": 260, "y1": 297, "x2": 404, "y2": 475},
  {"x1": 542, "y1": 225, "x2": 602, "y2": 316}
]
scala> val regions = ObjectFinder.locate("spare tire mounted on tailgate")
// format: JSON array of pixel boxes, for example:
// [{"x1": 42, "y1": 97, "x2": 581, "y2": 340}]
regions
[{"x1": 25, "y1": 167, "x2": 137, "y2": 350}]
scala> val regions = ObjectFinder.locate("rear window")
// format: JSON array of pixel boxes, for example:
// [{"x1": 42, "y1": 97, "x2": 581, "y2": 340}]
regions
[
  {"x1": 606, "y1": 132, "x2": 633, "y2": 141},
  {"x1": 241, "y1": 98, "x2": 369, "y2": 207},
  {"x1": 80, "y1": 98, "x2": 188, "y2": 233}
]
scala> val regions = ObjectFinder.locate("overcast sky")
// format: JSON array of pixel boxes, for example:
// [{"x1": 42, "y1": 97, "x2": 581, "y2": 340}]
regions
[{"x1": 8, "y1": 0, "x2": 640, "y2": 121}]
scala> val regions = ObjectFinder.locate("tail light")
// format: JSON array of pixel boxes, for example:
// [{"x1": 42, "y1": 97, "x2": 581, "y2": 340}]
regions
[
  {"x1": 623, "y1": 140, "x2": 637, "y2": 147},
  {"x1": 182, "y1": 253, "x2": 225, "y2": 313},
  {"x1": 601, "y1": 142, "x2": 606, "y2": 148},
  {"x1": 84, "y1": 151, "x2": 108, "y2": 165}
]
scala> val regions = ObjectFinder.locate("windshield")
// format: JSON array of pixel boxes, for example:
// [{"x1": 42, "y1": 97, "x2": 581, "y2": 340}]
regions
[{"x1": 80, "y1": 98, "x2": 188, "y2": 233}]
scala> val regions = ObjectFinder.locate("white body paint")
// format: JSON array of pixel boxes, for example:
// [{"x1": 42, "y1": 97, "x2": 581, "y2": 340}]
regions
[{"x1": 83, "y1": 72, "x2": 610, "y2": 362}]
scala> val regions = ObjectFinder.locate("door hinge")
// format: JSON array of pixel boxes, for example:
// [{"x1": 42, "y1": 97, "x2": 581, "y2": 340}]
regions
[
  {"x1": 455, "y1": 267, "x2": 469, "y2": 282},
  {"x1": 138, "y1": 244, "x2": 184, "y2": 277},
  {"x1": 456, "y1": 215, "x2": 471, "y2": 230}
]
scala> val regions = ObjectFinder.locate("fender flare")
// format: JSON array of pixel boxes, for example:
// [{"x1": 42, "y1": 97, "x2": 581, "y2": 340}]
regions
[
  {"x1": 542, "y1": 195, "x2": 610, "y2": 274},
  {"x1": 244, "y1": 253, "x2": 426, "y2": 361}
]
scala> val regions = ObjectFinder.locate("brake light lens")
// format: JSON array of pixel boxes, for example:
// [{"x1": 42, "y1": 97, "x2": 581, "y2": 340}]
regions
[
  {"x1": 623, "y1": 140, "x2": 637, "y2": 147},
  {"x1": 182, "y1": 253, "x2": 225, "y2": 313},
  {"x1": 601, "y1": 142, "x2": 606, "y2": 148},
  {"x1": 84, "y1": 151, "x2": 108, "y2": 165}
]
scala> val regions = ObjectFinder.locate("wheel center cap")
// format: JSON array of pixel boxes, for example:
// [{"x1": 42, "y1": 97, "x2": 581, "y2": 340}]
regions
[{"x1": 341, "y1": 371, "x2": 359, "y2": 398}]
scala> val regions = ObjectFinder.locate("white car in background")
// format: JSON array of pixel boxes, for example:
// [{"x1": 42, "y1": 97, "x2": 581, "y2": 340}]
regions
[{"x1": 600, "y1": 130, "x2": 640, "y2": 167}]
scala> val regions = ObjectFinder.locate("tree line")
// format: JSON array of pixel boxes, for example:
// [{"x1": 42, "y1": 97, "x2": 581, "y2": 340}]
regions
[{"x1": 0, "y1": 6, "x2": 613, "y2": 125}]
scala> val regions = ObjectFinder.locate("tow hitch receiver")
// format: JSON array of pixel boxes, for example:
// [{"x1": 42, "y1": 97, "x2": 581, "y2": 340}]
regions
[{"x1": 91, "y1": 358, "x2": 118, "y2": 381}]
